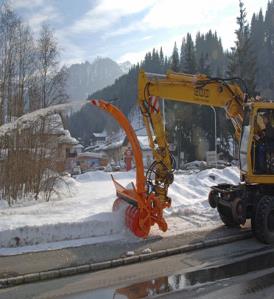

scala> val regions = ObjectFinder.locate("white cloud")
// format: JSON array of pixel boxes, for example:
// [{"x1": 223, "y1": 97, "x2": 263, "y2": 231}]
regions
[
  {"x1": 13, "y1": 0, "x2": 269, "y2": 65},
  {"x1": 118, "y1": 33, "x2": 183, "y2": 63},
  {"x1": 118, "y1": 49, "x2": 148, "y2": 63},
  {"x1": 28, "y1": 6, "x2": 60, "y2": 31},
  {"x1": 142, "y1": 35, "x2": 153, "y2": 41},
  {"x1": 103, "y1": 22, "x2": 142, "y2": 38},
  {"x1": 10, "y1": 0, "x2": 61, "y2": 33},
  {"x1": 10, "y1": 0, "x2": 45, "y2": 9},
  {"x1": 55, "y1": 31, "x2": 87, "y2": 66},
  {"x1": 141, "y1": 0, "x2": 268, "y2": 30},
  {"x1": 111, "y1": 0, "x2": 269, "y2": 54},
  {"x1": 106, "y1": 0, "x2": 232, "y2": 38},
  {"x1": 69, "y1": 0, "x2": 156, "y2": 34},
  {"x1": 143, "y1": 0, "x2": 221, "y2": 29},
  {"x1": 245, "y1": 0, "x2": 268, "y2": 17}
]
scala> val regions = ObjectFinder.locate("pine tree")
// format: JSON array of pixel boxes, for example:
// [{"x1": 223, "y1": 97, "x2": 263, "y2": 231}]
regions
[
  {"x1": 171, "y1": 42, "x2": 180, "y2": 72},
  {"x1": 263, "y1": 1, "x2": 274, "y2": 98},
  {"x1": 250, "y1": 10, "x2": 267, "y2": 93},
  {"x1": 179, "y1": 37, "x2": 186, "y2": 72},
  {"x1": 197, "y1": 53, "x2": 211, "y2": 75},
  {"x1": 182, "y1": 33, "x2": 196, "y2": 74},
  {"x1": 159, "y1": 46, "x2": 164, "y2": 72},
  {"x1": 195, "y1": 30, "x2": 225, "y2": 76},
  {"x1": 227, "y1": 0, "x2": 256, "y2": 96}
]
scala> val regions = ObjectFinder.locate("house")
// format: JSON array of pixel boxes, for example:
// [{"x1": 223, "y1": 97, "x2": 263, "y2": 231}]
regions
[
  {"x1": 0, "y1": 107, "x2": 79, "y2": 174},
  {"x1": 76, "y1": 152, "x2": 108, "y2": 172},
  {"x1": 73, "y1": 144, "x2": 84, "y2": 155},
  {"x1": 94, "y1": 130, "x2": 153, "y2": 169},
  {"x1": 91, "y1": 129, "x2": 108, "y2": 146},
  {"x1": 90, "y1": 108, "x2": 153, "y2": 169}
]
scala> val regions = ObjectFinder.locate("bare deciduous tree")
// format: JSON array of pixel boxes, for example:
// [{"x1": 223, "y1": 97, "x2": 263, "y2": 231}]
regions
[
  {"x1": 0, "y1": 2, "x2": 19, "y2": 124},
  {"x1": 36, "y1": 24, "x2": 68, "y2": 109},
  {"x1": 0, "y1": 112, "x2": 69, "y2": 205},
  {"x1": 15, "y1": 23, "x2": 35, "y2": 117},
  {"x1": 0, "y1": 3, "x2": 70, "y2": 204}
]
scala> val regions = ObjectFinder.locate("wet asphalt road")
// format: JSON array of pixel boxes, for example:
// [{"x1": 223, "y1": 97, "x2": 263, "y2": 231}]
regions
[
  {"x1": 157, "y1": 267, "x2": 274, "y2": 299},
  {"x1": 0, "y1": 238, "x2": 274, "y2": 299}
]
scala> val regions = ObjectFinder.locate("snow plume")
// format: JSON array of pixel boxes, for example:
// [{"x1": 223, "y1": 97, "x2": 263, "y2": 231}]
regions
[{"x1": 0, "y1": 102, "x2": 85, "y2": 137}]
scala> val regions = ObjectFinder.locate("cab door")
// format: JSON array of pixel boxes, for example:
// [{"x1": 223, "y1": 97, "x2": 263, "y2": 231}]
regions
[{"x1": 239, "y1": 107, "x2": 251, "y2": 174}]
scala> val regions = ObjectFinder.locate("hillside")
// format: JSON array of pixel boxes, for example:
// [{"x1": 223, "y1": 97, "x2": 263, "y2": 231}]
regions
[{"x1": 66, "y1": 57, "x2": 130, "y2": 102}]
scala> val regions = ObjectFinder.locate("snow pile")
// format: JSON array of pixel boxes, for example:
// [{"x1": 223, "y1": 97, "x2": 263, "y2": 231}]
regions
[
  {"x1": 0, "y1": 172, "x2": 135, "y2": 249},
  {"x1": 164, "y1": 167, "x2": 240, "y2": 231},
  {"x1": 0, "y1": 167, "x2": 240, "y2": 252}
]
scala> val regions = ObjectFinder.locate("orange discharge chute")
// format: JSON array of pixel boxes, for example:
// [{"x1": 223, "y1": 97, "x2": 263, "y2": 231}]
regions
[{"x1": 89, "y1": 99, "x2": 169, "y2": 238}]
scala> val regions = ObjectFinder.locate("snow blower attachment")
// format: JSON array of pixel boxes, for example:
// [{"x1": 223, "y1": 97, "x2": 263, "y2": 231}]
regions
[{"x1": 90, "y1": 99, "x2": 171, "y2": 238}]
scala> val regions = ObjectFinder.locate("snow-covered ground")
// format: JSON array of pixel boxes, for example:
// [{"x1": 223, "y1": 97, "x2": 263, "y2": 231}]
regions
[{"x1": 0, "y1": 167, "x2": 240, "y2": 255}]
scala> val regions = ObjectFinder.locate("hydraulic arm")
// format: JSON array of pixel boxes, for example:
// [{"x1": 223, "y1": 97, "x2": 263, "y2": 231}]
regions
[{"x1": 138, "y1": 70, "x2": 246, "y2": 205}]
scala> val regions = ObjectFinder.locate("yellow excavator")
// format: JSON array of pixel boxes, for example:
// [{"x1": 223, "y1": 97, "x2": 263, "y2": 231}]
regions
[{"x1": 90, "y1": 69, "x2": 274, "y2": 244}]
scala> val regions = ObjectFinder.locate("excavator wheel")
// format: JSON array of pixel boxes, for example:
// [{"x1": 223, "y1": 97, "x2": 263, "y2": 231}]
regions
[
  {"x1": 231, "y1": 197, "x2": 246, "y2": 225},
  {"x1": 254, "y1": 195, "x2": 274, "y2": 244},
  {"x1": 217, "y1": 206, "x2": 239, "y2": 227}
]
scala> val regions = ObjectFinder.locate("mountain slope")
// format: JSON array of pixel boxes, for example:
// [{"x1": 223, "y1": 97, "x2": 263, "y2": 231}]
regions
[{"x1": 66, "y1": 57, "x2": 126, "y2": 102}]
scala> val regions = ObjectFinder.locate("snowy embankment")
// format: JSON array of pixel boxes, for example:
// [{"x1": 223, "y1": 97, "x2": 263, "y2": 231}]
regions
[{"x1": 0, "y1": 167, "x2": 240, "y2": 254}]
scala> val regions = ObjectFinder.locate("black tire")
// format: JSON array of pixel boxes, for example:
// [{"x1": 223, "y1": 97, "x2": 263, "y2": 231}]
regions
[
  {"x1": 254, "y1": 195, "x2": 274, "y2": 244},
  {"x1": 251, "y1": 212, "x2": 256, "y2": 234},
  {"x1": 217, "y1": 206, "x2": 239, "y2": 227},
  {"x1": 208, "y1": 190, "x2": 217, "y2": 208}
]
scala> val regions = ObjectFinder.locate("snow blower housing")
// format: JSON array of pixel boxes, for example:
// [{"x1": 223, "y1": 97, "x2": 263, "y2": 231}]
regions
[{"x1": 90, "y1": 99, "x2": 170, "y2": 238}]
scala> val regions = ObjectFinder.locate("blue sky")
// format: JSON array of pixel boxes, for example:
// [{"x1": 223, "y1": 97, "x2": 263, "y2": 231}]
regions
[{"x1": 5, "y1": 0, "x2": 270, "y2": 66}]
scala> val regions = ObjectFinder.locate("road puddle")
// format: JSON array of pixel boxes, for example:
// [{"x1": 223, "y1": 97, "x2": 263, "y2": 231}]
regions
[
  {"x1": 111, "y1": 248, "x2": 274, "y2": 298},
  {"x1": 64, "y1": 248, "x2": 274, "y2": 299}
]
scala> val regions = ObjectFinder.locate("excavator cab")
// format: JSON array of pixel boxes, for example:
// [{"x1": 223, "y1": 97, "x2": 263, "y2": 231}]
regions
[
  {"x1": 208, "y1": 102, "x2": 274, "y2": 244},
  {"x1": 240, "y1": 103, "x2": 274, "y2": 184}
]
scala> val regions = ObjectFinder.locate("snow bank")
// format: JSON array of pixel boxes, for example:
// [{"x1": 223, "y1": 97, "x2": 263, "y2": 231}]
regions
[
  {"x1": 0, "y1": 171, "x2": 135, "y2": 250},
  {"x1": 163, "y1": 167, "x2": 240, "y2": 231},
  {"x1": 0, "y1": 167, "x2": 240, "y2": 253}
]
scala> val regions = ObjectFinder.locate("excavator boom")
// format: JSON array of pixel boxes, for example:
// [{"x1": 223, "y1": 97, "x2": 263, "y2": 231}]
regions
[
  {"x1": 137, "y1": 69, "x2": 247, "y2": 206},
  {"x1": 90, "y1": 69, "x2": 274, "y2": 244}
]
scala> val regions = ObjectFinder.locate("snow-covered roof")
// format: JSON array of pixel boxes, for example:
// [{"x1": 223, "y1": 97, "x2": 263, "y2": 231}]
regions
[
  {"x1": 73, "y1": 144, "x2": 84, "y2": 149},
  {"x1": 0, "y1": 102, "x2": 84, "y2": 137},
  {"x1": 84, "y1": 145, "x2": 97, "y2": 151},
  {"x1": 0, "y1": 104, "x2": 82, "y2": 147},
  {"x1": 56, "y1": 130, "x2": 78, "y2": 145},
  {"x1": 136, "y1": 136, "x2": 151, "y2": 151},
  {"x1": 0, "y1": 102, "x2": 86, "y2": 137},
  {"x1": 78, "y1": 152, "x2": 107, "y2": 159},
  {"x1": 93, "y1": 134, "x2": 151, "y2": 152},
  {"x1": 93, "y1": 140, "x2": 123, "y2": 151},
  {"x1": 93, "y1": 129, "x2": 107, "y2": 138},
  {"x1": 104, "y1": 140, "x2": 124, "y2": 150}
]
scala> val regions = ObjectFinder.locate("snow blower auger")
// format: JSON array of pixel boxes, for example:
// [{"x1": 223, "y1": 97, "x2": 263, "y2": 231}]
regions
[{"x1": 90, "y1": 99, "x2": 170, "y2": 238}]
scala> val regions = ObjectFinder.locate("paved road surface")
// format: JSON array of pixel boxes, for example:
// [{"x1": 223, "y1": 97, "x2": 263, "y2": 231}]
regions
[
  {"x1": 0, "y1": 225, "x2": 250, "y2": 278},
  {"x1": 0, "y1": 238, "x2": 273, "y2": 299}
]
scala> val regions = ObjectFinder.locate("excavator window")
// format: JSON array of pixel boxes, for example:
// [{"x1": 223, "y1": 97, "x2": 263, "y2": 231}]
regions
[
  {"x1": 240, "y1": 108, "x2": 251, "y2": 172},
  {"x1": 253, "y1": 109, "x2": 274, "y2": 174}
]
